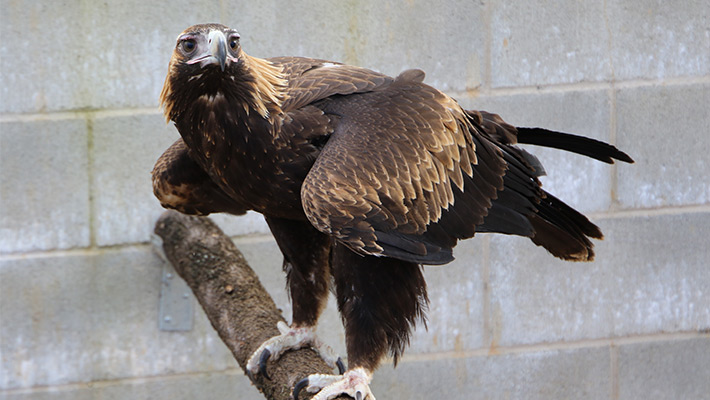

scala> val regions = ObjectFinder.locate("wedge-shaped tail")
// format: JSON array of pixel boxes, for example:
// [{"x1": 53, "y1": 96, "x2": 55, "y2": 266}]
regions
[{"x1": 475, "y1": 111, "x2": 634, "y2": 261}]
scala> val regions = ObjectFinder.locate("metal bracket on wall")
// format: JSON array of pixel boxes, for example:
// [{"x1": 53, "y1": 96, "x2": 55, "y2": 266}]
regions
[{"x1": 158, "y1": 262, "x2": 194, "y2": 331}]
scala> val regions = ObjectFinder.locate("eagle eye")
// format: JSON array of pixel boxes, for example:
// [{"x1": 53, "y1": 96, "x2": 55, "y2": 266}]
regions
[
  {"x1": 180, "y1": 39, "x2": 196, "y2": 54},
  {"x1": 228, "y1": 34, "x2": 240, "y2": 50}
]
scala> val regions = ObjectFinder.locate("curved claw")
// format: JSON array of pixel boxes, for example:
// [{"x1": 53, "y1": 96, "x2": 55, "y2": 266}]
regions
[
  {"x1": 292, "y1": 377, "x2": 310, "y2": 400},
  {"x1": 336, "y1": 357, "x2": 346, "y2": 375},
  {"x1": 356, "y1": 391, "x2": 363, "y2": 400},
  {"x1": 259, "y1": 349, "x2": 272, "y2": 380}
]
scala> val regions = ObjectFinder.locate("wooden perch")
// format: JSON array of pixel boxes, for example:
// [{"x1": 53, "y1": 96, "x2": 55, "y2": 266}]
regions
[{"x1": 154, "y1": 210, "x2": 349, "y2": 400}]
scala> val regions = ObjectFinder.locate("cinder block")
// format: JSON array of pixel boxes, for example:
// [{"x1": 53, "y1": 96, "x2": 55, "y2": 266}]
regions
[
  {"x1": 1, "y1": 1, "x2": 484, "y2": 114},
  {"x1": 616, "y1": 82, "x2": 710, "y2": 209},
  {"x1": 409, "y1": 238, "x2": 486, "y2": 354},
  {"x1": 0, "y1": 1, "x2": 222, "y2": 113},
  {"x1": 459, "y1": 89, "x2": 616, "y2": 214},
  {"x1": 607, "y1": 0, "x2": 710, "y2": 81},
  {"x1": 224, "y1": 0, "x2": 485, "y2": 91},
  {"x1": 0, "y1": 247, "x2": 237, "y2": 390},
  {"x1": 343, "y1": 0, "x2": 485, "y2": 92},
  {"x1": 490, "y1": 1, "x2": 611, "y2": 87},
  {"x1": 1, "y1": 371, "x2": 262, "y2": 400},
  {"x1": 91, "y1": 112, "x2": 179, "y2": 246},
  {"x1": 0, "y1": 117, "x2": 90, "y2": 253},
  {"x1": 223, "y1": 0, "x2": 358, "y2": 61},
  {"x1": 618, "y1": 337, "x2": 710, "y2": 400},
  {"x1": 373, "y1": 346, "x2": 611, "y2": 400},
  {"x1": 487, "y1": 211, "x2": 710, "y2": 347},
  {"x1": 91, "y1": 112, "x2": 269, "y2": 247}
]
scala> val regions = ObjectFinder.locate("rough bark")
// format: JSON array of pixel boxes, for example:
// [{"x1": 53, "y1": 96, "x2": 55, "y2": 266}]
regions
[{"x1": 154, "y1": 210, "x2": 348, "y2": 400}]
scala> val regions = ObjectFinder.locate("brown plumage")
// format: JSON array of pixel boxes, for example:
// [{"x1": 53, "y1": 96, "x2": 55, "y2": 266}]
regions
[{"x1": 153, "y1": 23, "x2": 633, "y2": 397}]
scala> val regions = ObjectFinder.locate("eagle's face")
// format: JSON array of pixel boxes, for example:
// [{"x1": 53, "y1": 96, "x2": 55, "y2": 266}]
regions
[
  {"x1": 172, "y1": 24, "x2": 242, "y2": 73},
  {"x1": 161, "y1": 24, "x2": 246, "y2": 120},
  {"x1": 161, "y1": 23, "x2": 286, "y2": 122}
]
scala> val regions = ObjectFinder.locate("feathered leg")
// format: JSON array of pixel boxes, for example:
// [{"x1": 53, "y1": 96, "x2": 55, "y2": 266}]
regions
[
  {"x1": 294, "y1": 244, "x2": 428, "y2": 400},
  {"x1": 246, "y1": 217, "x2": 344, "y2": 379}
]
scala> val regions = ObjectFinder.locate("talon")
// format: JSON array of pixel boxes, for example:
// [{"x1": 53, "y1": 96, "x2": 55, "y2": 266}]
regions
[
  {"x1": 336, "y1": 357, "x2": 346, "y2": 375},
  {"x1": 246, "y1": 322, "x2": 344, "y2": 382},
  {"x1": 293, "y1": 377, "x2": 309, "y2": 399},
  {"x1": 294, "y1": 368, "x2": 374, "y2": 400},
  {"x1": 259, "y1": 349, "x2": 272, "y2": 379}
]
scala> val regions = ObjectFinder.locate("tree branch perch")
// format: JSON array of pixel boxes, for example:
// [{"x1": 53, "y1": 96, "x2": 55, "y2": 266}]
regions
[{"x1": 154, "y1": 210, "x2": 348, "y2": 400}]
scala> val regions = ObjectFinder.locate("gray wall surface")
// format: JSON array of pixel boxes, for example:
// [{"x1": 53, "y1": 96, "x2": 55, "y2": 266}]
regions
[{"x1": 1, "y1": 1, "x2": 709, "y2": 399}]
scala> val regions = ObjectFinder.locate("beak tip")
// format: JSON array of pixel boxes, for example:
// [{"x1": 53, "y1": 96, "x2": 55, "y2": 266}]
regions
[{"x1": 207, "y1": 30, "x2": 228, "y2": 72}]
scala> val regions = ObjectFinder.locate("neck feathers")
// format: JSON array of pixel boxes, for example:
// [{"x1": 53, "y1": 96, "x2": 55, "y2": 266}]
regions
[
  {"x1": 160, "y1": 52, "x2": 287, "y2": 123},
  {"x1": 242, "y1": 54, "x2": 287, "y2": 118}
]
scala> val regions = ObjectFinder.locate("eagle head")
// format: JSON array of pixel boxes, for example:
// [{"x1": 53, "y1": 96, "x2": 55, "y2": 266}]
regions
[
  {"x1": 172, "y1": 24, "x2": 242, "y2": 73},
  {"x1": 160, "y1": 24, "x2": 286, "y2": 122}
]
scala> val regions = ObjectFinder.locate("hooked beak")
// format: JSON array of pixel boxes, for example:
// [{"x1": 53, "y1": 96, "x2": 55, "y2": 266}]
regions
[
  {"x1": 209, "y1": 30, "x2": 227, "y2": 71},
  {"x1": 187, "y1": 30, "x2": 228, "y2": 71}
]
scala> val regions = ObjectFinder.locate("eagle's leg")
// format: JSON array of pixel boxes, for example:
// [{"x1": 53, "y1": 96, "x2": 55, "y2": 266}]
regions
[
  {"x1": 293, "y1": 245, "x2": 428, "y2": 400},
  {"x1": 246, "y1": 217, "x2": 342, "y2": 379}
]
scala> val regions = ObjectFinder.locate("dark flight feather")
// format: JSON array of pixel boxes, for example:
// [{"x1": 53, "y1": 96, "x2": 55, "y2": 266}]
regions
[{"x1": 517, "y1": 127, "x2": 635, "y2": 164}]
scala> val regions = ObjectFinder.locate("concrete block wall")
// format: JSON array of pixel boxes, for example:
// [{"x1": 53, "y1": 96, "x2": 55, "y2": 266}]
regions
[{"x1": 1, "y1": 1, "x2": 708, "y2": 399}]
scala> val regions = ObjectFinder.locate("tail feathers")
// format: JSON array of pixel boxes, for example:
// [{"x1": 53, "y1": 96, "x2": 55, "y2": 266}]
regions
[
  {"x1": 529, "y1": 191, "x2": 602, "y2": 262},
  {"x1": 539, "y1": 191, "x2": 603, "y2": 240},
  {"x1": 517, "y1": 127, "x2": 634, "y2": 164},
  {"x1": 529, "y1": 214, "x2": 594, "y2": 261},
  {"x1": 483, "y1": 188, "x2": 603, "y2": 262},
  {"x1": 471, "y1": 112, "x2": 630, "y2": 261},
  {"x1": 480, "y1": 141, "x2": 605, "y2": 261}
]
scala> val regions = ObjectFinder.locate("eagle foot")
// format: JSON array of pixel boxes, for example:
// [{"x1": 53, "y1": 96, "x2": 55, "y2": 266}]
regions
[
  {"x1": 246, "y1": 321, "x2": 345, "y2": 381},
  {"x1": 293, "y1": 367, "x2": 375, "y2": 400}
]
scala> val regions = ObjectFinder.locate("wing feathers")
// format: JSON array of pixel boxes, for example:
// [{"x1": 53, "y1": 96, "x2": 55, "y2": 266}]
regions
[
  {"x1": 301, "y1": 78, "x2": 502, "y2": 261},
  {"x1": 281, "y1": 58, "x2": 628, "y2": 264}
]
